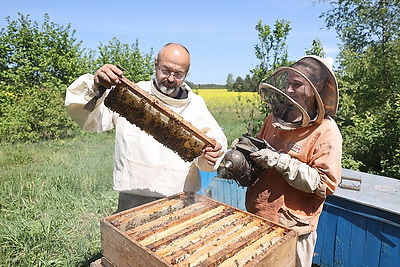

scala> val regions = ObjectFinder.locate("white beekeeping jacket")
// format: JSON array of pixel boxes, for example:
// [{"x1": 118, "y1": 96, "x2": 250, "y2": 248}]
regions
[{"x1": 65, "y1": 74, "x2": 227, "y2": 197}]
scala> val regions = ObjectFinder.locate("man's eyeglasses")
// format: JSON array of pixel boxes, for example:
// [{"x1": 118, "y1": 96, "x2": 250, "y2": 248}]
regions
[{"x1": 158, "y1": 66, "x2": 185, "y2": 80}]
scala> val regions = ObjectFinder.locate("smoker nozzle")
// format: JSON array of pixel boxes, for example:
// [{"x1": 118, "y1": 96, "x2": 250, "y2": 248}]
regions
[{"x1": 224, "y1": 160, "x2": 233, "y2": 169}]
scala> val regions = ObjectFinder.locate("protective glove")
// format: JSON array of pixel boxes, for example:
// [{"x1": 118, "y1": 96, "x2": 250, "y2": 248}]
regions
[
  {"x1": 250, "y1": 147, "x2": 325, "y2": 197},
  {"x1": 230, "y1": 138, "x2": 240, "y2": 148}
]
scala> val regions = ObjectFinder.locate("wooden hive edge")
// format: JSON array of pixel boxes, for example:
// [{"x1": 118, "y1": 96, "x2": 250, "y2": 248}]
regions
[{"x1": 100, "y1": 193, "x2": 297, "y2": 267}]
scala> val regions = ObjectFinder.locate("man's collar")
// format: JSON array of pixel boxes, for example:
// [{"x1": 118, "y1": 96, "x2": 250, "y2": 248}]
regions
[{"x1": 152, "y1": 79, "x2": 188, "y2": 99}]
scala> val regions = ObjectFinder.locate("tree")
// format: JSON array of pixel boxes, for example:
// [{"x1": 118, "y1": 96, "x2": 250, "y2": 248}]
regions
[
  {"x1": 321, "y1": 0, "x2": 400, "y2": 53},
  {"x1": 96, "y1": 38, "x2": 154, "y2": 82},
  {"x1": 253, "y1": 19, "x2": 291, "y2": 81},
  {"x1": 232, "y1": 76, "x2": 244, "y2": 92},
  {"x1": 226, "y1": 73, "x2": 234, "y2": 91},
  {"x1": 320, "y1": 0, "x2": 400, "y2": 178},
  {"x1": 0, "y1": 13, "x2": 90, "y2": 95},
  {"x1": 234, "y1": 19, "x2": 291, "y2": 135},
  {"x1": 242, "y1": 74, "x2": 259, "y2": 92},
  {"x1": 0, "y1": 13, "x2": 91, "y2": 142},
  {"x1": 0, "y1": 13, "x2": 154, "y2": 143},
  {"x1": 321, "y1": 0, "x2": 400, "y2": 112},
  {"x1": 305, "y1": 38, "x2": 326, "y2": 57}
]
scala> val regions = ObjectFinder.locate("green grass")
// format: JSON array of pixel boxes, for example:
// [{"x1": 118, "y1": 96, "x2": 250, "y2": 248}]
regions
[
  {"x1": 212, "y1": 109, "x2": 252, "y2": 143},
  {"x1": 0, "y1": 132, "x2": 116, "y2": 266}
]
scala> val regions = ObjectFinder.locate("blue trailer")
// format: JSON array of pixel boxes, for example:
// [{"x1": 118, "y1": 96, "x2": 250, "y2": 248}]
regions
[{"x1": 199, "y1": 168, "x2": 400, "y2": 266}]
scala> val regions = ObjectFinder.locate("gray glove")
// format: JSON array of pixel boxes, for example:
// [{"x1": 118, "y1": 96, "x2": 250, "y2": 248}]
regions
[{"x1": 250, "y1": 146, "x2": 324, "y2": 196}]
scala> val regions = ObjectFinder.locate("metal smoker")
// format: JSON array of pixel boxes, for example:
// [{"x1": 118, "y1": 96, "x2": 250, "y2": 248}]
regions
[{"x1": 218, "y1": 134, "x2": 266, "y2": 187}]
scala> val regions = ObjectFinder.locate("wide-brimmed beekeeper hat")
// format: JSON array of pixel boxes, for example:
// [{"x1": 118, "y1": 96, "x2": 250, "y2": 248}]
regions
[{"x1": 259, "y1": 55, "x2": 339, "y2": 130}]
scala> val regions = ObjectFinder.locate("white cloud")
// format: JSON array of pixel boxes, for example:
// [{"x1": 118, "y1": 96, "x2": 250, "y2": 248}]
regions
[{"x1": 323, "y1": 45, "x2": 340, "y2": 55}]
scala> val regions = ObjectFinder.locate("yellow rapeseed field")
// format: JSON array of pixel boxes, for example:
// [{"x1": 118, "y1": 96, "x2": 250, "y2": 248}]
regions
[
  {"x1": 194, "y1": 88, "x2": 266, "y2": 141},
  {"x1": 195, "y1": 88, "x2": 260, "y2": 112}
]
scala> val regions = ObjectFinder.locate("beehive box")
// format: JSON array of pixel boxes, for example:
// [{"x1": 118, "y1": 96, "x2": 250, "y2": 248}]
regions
[{"x1": 100, "y1": 192, "x2": 297, "y2": 266}]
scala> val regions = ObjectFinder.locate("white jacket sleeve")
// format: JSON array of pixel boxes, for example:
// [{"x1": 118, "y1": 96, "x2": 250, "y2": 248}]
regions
[{"x1": 65, "y1": 74, "x2": 115, "y2": 133}]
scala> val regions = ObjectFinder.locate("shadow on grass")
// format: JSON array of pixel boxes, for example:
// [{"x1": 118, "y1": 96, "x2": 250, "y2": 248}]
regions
[{"x1": 79, "y1": 251, "x2": 103, "y2": 267}]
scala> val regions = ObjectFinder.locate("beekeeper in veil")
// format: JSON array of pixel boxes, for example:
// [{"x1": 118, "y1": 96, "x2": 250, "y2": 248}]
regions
[{"x1": 245, "y1": 56, "x2": 342, "y2": 267}]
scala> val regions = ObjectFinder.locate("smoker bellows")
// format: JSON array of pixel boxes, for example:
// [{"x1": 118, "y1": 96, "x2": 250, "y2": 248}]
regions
[{"x1": 104, "y1": 76, "x2": 215, "y2": 162}]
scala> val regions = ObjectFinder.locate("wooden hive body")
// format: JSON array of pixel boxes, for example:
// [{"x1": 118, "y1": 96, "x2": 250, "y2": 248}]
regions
[{"x1": 100, "y1": 192, "x2": 297, "y2": 266}]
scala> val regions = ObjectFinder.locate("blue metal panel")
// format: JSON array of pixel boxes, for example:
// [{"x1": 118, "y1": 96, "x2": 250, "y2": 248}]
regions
[
  {"x1": 224, "y1": 180, "x2": 235, "y2": 207},
  {"x1": 202, "y1": 176, "x2": 246, "y2": 210},
  {"x1": 235, "y1": 185, "x2": 247, "y2": 211},
  {"x1": 380, "y1": 223, "x2": 400, "y2": 266},
  {"x1": 363, "y1": 219, "x2": 383, "y2": 267},
  {"x1": 315, "y1": 195, "x2": 400, "y2": 267},
  {"x1": 347, "y1": 214, "x2": 367, "y2": 267},
  {"x1": 217, "y1": 178, "x2": 230, "y2": 205},
  {"x1": 198, "y1": 170, "x2": 216, "y2": 196},
  {"x1": 334, "y1": 208, "x2": 353, "y2": 266},
  {"x1": 214, "y1": 176, "x2": 225, "y2": 202}
]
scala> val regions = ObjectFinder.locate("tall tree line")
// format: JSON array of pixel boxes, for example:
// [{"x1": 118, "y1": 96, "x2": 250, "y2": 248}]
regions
[{"x1": 321, "y1": 0, "x2": 400, "y2": 178}]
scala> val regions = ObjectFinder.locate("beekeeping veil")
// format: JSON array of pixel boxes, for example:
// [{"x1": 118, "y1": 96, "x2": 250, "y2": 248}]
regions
[{"x1": 259, "y1": 55, "x2": 338, "y2": 130}]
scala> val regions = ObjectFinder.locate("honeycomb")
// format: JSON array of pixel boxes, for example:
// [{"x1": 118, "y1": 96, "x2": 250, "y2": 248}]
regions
[{"x1": 104, "y1": 76, "x2": 215, "y2": 162}]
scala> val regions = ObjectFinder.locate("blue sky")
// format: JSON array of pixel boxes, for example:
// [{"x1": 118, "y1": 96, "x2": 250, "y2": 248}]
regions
[{"x1": 0, "y1": 0, "x2": 341, "y2": 84}]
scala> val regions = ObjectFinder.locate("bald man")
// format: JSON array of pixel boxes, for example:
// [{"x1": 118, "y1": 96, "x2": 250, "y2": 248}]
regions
[{"x1": 65, "y1": 43, "x2": 227, "y2": 212}]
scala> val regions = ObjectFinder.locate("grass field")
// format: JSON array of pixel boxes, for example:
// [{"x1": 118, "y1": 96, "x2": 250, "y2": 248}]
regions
[
  {"x1": 0, "y1": 89, "x2": 265, "y2": 266},
  {"x1": 0, "y1": 133, "x2": 116, "y2": 266}
]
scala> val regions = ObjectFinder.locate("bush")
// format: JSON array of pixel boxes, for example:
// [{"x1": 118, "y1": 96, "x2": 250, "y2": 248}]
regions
[{"x1": 0, "y1": 86, "x2": 79, "y2": 143}]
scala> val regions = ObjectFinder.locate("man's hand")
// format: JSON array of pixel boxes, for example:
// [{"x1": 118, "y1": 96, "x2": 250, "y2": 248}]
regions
[
  {"x1": 94, "y1": 64, "x2": 123, "y2": 89},
  {"x1": 202, "y1": 141, "x2": 224, "y2": 166}
]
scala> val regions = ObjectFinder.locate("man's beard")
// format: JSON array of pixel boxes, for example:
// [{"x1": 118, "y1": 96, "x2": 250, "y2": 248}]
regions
[{"x1": 155, "y1": 78, "x2": 180, "y2": 96}]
